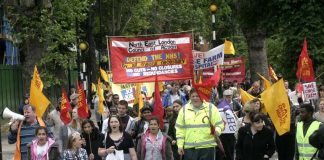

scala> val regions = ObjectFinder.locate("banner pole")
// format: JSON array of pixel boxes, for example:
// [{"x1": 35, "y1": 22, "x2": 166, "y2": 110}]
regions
[
  {"x1": 106, "y1": 30, "x2": 193, "y2": 38},
  {"x1": 106, "y1": 37, "x2": 111, "y2": 72}
]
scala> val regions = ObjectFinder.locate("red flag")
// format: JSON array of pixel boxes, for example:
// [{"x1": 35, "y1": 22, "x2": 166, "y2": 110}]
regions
[
  {"x1": 77, "y1": 80, "x2": 89, "y2": 119},
  {"x1": 60, "y1": 88, "x2": 72, "y2": 125},
  {"x1": 296, "y1": 38, "x2": 315, "y2": 82},
  {"x1": 152, "y1": 76, "x2": 164, "y2": 129},
  {"x1": 193, "y1": 68, "x2": 221, "y2": 101}
]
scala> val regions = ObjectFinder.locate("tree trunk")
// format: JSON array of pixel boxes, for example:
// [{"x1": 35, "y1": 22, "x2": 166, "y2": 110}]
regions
[
  {"x1": 22, "y1": 38, "x2": 46, "y2": 90},
  {"x1": 243, "y1": 29, "x2": 269, "y2": 82},
  {"x1": 85, "y1": 7, "x2": 98, "y2": 89}
]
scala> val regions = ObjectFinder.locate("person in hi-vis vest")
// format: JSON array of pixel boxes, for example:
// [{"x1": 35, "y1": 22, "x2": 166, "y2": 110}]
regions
[
  {"x1": 176, "y1": 88, "x2": 224, "y2": 160},
  {"x1": 8, "y1": 105, "x2": 53, "y2": 160},
  {"x1": 296, "y1": 103, "x2": 323, "y2": 160}
]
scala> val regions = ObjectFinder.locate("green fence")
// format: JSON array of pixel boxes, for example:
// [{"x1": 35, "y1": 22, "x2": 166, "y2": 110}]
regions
[
  {"x1": 0, "y1": 65, "x2": 78, "y2": 113},
  {"x1": 0, "y1": 65, "x2": 24, "y2": 112}
]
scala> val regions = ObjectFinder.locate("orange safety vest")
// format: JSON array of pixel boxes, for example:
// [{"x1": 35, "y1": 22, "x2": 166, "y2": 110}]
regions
[{"x1": 14, "y1": 117, "x2": 46, "y2": 160}]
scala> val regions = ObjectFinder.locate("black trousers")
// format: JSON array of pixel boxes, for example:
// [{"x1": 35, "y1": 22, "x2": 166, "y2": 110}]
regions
[
  {"x1": 184, "y1": 147, "x2": 215, "y2": 160},
  {"x1": 275, "y1": 132, "x2": 296, "y2": 160},
  {"x1": 216, "y1": 134, "x2": 235, "y2": 160}
]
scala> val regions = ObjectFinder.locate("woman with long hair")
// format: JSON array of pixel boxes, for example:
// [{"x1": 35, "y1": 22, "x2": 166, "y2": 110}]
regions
[
  {"x1": 28, "y1": 126, "x2": 60, "y2": 160},
  {"x1": 98, "y1": 115, "x2": 137, "y2": 160},
  {"x1": 81, "y1": 119, "x2": 104, "y2": 160},
  {"x1": 236, "y1": 112, "x2": 275, "y2": 160},
  {"x1": 137, "y1": 116, "x2": 173, "y2": 160},
  {"x1": 62, "y1": 132, "x2": 88, "y2": 160}
]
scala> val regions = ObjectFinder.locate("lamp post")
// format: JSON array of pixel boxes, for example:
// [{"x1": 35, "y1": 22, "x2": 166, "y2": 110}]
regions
[
  {"x1": 78, "y1": 41, "x2": 89, "y2": 94},
  {"x1": 209, "y1": 2, "x2": 218, "y2": 47},
  {"x1": 209, "y1": 2, "x2": 223, "y2": 99}
]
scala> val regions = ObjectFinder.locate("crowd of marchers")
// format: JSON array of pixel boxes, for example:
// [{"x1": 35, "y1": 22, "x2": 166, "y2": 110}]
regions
[{"x1": 7, "y1": 78, "x2": 324, "y2": 160}]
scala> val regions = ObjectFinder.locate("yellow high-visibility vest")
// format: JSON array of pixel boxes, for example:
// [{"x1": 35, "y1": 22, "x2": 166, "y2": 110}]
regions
[
  {"x1": 296, "y1": 121, "x2": 321, "y2": 160},
  {"x1": 175, "y1": 101, "x2": 224, "y2": 149}
]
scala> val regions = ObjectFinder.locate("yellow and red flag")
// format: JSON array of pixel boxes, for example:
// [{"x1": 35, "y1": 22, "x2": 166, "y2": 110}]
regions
[
  {"x1": 260, "y1": 79, "x2": 291, "y2": 135},
  {"x1": 296, "y1": 38, "x2": 315, "y2": 82},
  {"x1": 268, "y1": 65, "x2": 278, "y2": 81},
  {"x1": 60, "y1": 88, "x2": 72, "y2": 125},
  {"x1": 97, "y1": 78, "x2": 105, "y2": 114},
  {"x1": 77, "y1": 80, "x2": 89, "y2": 119},
  {"x1": 29, "y1": 66, "x2": 50, "y2": 117}
]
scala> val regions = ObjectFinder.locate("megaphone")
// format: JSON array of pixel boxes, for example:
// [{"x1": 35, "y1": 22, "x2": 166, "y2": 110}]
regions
[{"x1": 1, "y1": 107, "x2": 25, "y2": 121}]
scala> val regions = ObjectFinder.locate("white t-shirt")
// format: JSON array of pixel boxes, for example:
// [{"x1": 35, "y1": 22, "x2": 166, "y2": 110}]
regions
[
  {"x1": 170, "y1": 94, "x2": 180, "y2": 104},
  {"x1": 37, "y1": 141, "x2": 48, "y2": 159}
]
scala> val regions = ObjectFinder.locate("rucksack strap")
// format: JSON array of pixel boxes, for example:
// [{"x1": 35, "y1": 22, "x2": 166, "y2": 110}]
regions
[{"x1": 310, "y1": 149, "x2": 319, "y2": 160}]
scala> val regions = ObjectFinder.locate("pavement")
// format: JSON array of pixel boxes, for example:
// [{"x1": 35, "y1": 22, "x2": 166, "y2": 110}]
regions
[{"x1": 1, "y1": 122, "x2": 15, "y2": 160}]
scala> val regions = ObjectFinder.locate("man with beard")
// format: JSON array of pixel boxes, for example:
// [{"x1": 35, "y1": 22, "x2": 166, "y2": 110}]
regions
[{"x1": 8, "y1": 105, "x2": 53, "y2": 160}]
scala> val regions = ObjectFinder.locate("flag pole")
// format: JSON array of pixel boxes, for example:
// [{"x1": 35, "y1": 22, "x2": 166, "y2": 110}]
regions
[
  {"x1": 106, "y1": 37, "x2": 111, "y2": 71},
  {"x1": 316, "y1": 71, "x2": 324, "y2": 80}
]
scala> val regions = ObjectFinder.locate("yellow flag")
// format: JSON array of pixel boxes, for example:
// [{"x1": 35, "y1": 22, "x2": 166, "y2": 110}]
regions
[
  {"x1": 32, "y1": 65, "x2": 43, "y2": 91},
  {"x1": 256, "y1": 73, "x2": 272, "y2": 90},
  {"x1": 134, "y1": 83, "x2": 144, "y2": 117},
  {"x1": 224, "y1": 39, "x2": 235, "y2": 55},
  {"x1": 159, "y1": 82, "x2": 164, "y2": 92},
  {"x1": 97, "y1": 78, "x2": 105, "y2": 114},
  {"x1": 260, "y1": 79, "x2": 291, "y2": 135},
  {"x1": 91, "y1": 83, "x2": 97, "y2": 92},
  {"x1": 239, "y1": 88, "x2": 255, "y2": 105},
  {"x1": 29, "y1": 66, "x2": 50, "y2": 117},
  {"x1": 100, "y1": 68, "x2": 109, "y2": 82}
]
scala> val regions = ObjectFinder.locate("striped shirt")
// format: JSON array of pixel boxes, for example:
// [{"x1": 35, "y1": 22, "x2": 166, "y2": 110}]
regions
[{"x1": 8, "y1": 120, "x2": 53, "y2": 160}]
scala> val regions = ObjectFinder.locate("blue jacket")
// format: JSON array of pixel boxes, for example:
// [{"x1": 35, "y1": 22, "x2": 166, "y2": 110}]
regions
[{"x1": 162, "y1": 90, "x2": 187, "y2": 107}]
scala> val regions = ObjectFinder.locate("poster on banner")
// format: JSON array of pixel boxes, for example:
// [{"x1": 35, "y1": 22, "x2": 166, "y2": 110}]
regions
[
  {"x1": 221, "y1": 57, "x2": 245, "y2": 83},
  {"x1": 111, "y1": 82, "x2": 155, "y2": 106},
  {"x1": 192, "y1": 45, "x2": 224, "y2": 70},
  {"x1": 109, "y1": 33, "x2": 193, "y2": 83},
  {"x1": 303, "y1": 82, "x2": 318, "y2": 101},
  {"x1": 219, "y1": 109, "x2": 237, "y2": 134}
]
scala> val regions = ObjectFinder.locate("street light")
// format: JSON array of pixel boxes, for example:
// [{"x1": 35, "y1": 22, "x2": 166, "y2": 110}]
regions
[
  {"x1": 79, "y1": 41, "x2": 89, "y2": 52},
  {"x1": 78, "y1": 41, "x2": 89, "y2": 93},
  {"x1": 209, "y1": 3, "x2": 217, "y2": 47}
]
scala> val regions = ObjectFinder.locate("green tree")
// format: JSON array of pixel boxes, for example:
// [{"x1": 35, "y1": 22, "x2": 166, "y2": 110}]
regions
[
  {"x1": 267, "y1": 1, "x2": 324, "y2": 85},
  {"x1": 4, "y1": 0, "x2": 90, "y2": 88}
]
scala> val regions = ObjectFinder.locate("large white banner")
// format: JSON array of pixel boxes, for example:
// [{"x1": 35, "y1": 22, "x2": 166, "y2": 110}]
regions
[{"x1": 193, "y1": 44, "x2": 224, "y2": 70}]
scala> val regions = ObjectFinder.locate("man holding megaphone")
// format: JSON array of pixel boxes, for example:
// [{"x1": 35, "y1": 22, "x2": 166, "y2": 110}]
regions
[{"x1": 7, "y1": 105, "x2": 53, "y2": 160}]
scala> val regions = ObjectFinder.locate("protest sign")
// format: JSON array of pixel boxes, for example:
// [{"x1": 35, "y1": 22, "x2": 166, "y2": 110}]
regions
[
  {"x1": 109, "y1": 33, "x2": 193, "y2": 83},
  {"x1": 111, "y1": 82, "x2": 155, "y2": 106},
  {"x1": 303, "y1": 82, "x2": 318, "y2": 101},
  {"x1": 219, "y1": 109, "x2": 237, "y2": 134}
]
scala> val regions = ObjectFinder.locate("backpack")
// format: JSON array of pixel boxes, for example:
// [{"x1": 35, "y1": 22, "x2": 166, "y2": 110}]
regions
[{"x1": 309, "y1": 125, "x2": 324, "y2": 159}]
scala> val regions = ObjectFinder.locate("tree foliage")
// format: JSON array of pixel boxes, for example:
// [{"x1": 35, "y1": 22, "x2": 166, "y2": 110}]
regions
[
  {"x1": 4, "y1": 0, "x2": 90, "y2": 88},
  {"x1": 267, "y1": 0, "x2": 324, "y2": 85}
]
